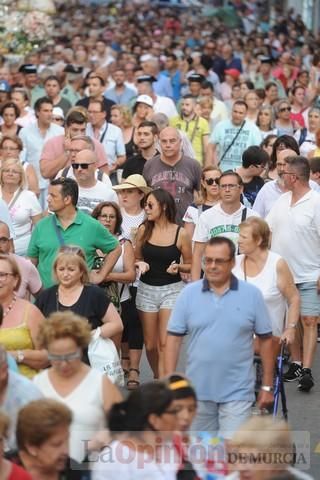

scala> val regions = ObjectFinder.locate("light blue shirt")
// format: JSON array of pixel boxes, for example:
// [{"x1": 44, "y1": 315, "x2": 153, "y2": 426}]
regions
[
  {"x1": 86, "y1": 122, "x2": 125, "y2": 166},
  {"x1": 104, "y1": 86, "x2": 136, "y2": 105},
  {"x1": 153, "y1": 74, "x2": 174, "y2": 99},
  {"x1": 168, "y1": 276, "x2": 272, "y2": 403},
  {"x1": 19, "y1": 122, "x2": 64, "y2": 189},
  {"x1": 0, "y1": 199, "x2": 15, "y2": 238},
  {"x1": 210, "y1": 119, "x2": 262, "y2": 172}
]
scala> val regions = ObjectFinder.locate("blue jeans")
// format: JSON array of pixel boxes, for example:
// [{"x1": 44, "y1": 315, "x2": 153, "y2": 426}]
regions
[{"x1": 191, "y1": 400, "x2": 252, "y2": 439}]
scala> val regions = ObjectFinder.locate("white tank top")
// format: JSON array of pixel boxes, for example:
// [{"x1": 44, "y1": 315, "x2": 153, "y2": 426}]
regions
[
  {"x1": 233, "y1": 251, "x2": 287, "y2": 337},
  {"x1": 33, "y1": 368, "x2": 105, "y2": 462},
  {"x1": 113, "y1": 237, "x2": 130, "y2": 302}
]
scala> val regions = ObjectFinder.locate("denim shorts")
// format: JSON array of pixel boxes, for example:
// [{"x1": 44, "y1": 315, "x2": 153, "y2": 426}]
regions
[
  {"x1": 136, "y1": 281, "x2": 184, "y2": 313},
  {"x1": 296, "y1": 282, "x2": 320, "y2": 316}
]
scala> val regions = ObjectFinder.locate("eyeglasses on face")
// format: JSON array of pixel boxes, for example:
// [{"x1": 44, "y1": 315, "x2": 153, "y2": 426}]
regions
[
  {"x1": 203, "y1": 257, "x2": 232, "y2": 266},
  {"x1": 71, "y1": 163, "x2": 95, "y2": 170},
  {"x1": 279, "y1": 106, "x2": 291, "y2": 112},
  {"x1": 48, "y1": 350, "x2": 81, "y2": 363},
  {"x1": 1, "y1": 146, "x2": 19, "y2": 152},
  {"x1": 204, "y1": 178, "x2": 220, "y2": 186},
  {"x1": 0, "y1": 271, "x2": 15, "y2": 280}
]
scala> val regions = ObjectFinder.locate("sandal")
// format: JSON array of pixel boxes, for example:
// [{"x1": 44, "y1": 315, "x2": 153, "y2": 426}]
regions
[
  {"x1": 127, "y1": 368, "x2": 140, "y2": 390},
  {"x1": 121, "y1": 357, "x2": 130, "y2": 377}
]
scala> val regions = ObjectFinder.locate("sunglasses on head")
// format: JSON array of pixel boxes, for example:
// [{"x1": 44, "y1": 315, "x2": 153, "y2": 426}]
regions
[
  {"x1": 204, "y1": 178, "x2": 219, "y2": 186},
  {"x1": 71, "y1": 163, "x2": 94, "y2": 170}
]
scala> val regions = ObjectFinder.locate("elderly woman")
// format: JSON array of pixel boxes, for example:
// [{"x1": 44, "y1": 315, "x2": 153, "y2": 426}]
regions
[
  {"x1": 35, "y1": 246, "x2": 123, "y2": 347},
  {"x1": 0, "y1": 158, "x2": 42, "y2": 256},
  {"x1": 234, "y1": 217, "x2": 300, "y2": 360},
  {"x1": 10, "y1": 399, "x2": 90, "y2": 479},
  {"x1": 33, "y1": 312, "x2": 122, "y2": 463},
  {"x1": 0, "y1": 255, "x2": 47, "y2": 378},
  {"x1": 0, "y1": 136, "x2": 39, "y2": 196}
]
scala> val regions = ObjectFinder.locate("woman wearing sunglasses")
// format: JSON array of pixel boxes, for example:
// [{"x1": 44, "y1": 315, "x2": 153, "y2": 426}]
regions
[
  {"x1": 275, "y1": 100, "x2": 294, "y2": 137},
  {"x1": 183, "y1": 166, "x2": 221, "y2": 239},
  {"x1": 135, "y1": 189, "x2": 192, "y2": 378},
  {"x1": 33, "y1": 311, "x2": 122, "y2": 464}
]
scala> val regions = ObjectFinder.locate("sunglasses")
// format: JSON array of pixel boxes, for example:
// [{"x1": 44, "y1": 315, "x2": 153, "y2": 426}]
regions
[
  {"x1": 279, "y1": 106, "x2": 291, "y2": 112},
  {"x1": 205, "y1": 178, "x2": 219, "y2": 186},
  {"x1": 145, "y1": 202, "x2": 154, "y2": 209},
  {"x1": 71, "y1": 163, "x2": 95, "y2": 170},
  {"x1": 48, "y1": 350, "x2": 81, "y2": 363}
]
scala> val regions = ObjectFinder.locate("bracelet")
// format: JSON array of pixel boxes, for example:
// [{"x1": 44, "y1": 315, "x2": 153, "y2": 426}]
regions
[{"x1": 261, "y1": 385, "x2": 274, "y2": 392}]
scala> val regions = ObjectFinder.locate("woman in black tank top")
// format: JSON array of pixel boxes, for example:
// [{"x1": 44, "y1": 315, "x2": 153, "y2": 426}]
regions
[{"x1": 135, "y1": 189, "x2": 192, "y2": 378}]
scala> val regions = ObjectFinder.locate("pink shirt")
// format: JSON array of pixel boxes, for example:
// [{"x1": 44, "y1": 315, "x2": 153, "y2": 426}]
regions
[
  {"x1": 12, "y1": 254, "x2": 42, "y2": 299},
  {"x1": 40, "y1": 134, "x2": 108, "y2": 176}
]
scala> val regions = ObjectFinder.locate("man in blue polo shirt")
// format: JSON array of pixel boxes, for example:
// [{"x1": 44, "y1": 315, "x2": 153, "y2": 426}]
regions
[{"x1": 165, "y1": 236, "x2": 274, "y2": 438}]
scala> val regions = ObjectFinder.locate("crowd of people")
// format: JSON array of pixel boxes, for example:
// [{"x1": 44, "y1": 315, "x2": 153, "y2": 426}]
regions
[{"x1": 0, "y1": 0, "x2": 319, "y2": 478}]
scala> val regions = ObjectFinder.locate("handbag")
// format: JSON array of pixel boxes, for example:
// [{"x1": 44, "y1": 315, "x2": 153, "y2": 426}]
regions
[{"x1": 88, "y1": 327, "x2": 124, "y2": 386}]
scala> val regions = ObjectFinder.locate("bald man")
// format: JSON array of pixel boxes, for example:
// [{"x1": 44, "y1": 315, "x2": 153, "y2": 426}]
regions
[
  {"x1": 143, "y1": 127, "x2": 201, "y2": 224},
  {"x1": 253, "y1": 149, "x2": 320, "y2": 217},
  {"x1": 73, "y1": 149, "x2": 118, "y2": 215}
]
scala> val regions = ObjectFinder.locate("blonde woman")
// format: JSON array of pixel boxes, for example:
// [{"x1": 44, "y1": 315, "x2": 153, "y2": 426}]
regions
[
  {"x1": 183, "y1": 166, "x2": 221, "y2": 239},
  {"x1": 0, "y1": 158, "x2": 42, "y2": 256},
  {"x1": 110, "y1": 104, "x2": 136, "y2": 157}
]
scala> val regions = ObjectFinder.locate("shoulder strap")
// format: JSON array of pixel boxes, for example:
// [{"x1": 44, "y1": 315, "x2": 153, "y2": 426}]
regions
[
  {"x1": 51, "y1": 215, "x2": 65, "y2": 245},
  {"x1": 97, "y1": 170, "x2": 103, "y2": 181},
  {"x1": 241, "y1": 207, "x2": 247, "y2": 222},
  {"x1": 61, "y1": 166, "x2": 70, "y2": 178},
  {"x1": 8, "y1": 188, "x2": 23, "y2": 210},
  {"x1": 189, "y1": 116, "x2": 200, "y2": 144},
  {"x1": 298, "y1": 127, "x2": 307, "y2": 146},
  {"x1": 219, "y1": 121, "x2": 245, "y2": 166},
  {"x1": 174, "y1": 226, "x2": 181, "y2": 245}
]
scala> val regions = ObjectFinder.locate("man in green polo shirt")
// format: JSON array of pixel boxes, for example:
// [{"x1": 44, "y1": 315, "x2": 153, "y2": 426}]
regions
[{"x1": 27, "y1": 177, "x2": 121, "y2": 288}]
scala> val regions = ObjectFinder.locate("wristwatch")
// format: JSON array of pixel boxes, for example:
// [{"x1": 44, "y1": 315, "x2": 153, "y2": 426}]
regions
[
  {"x1": 16, "y1": 350, "x2": 25, "y2": 364},
  {"x1": 261, "y1": 385, "x2": 274, "y2": 392}
]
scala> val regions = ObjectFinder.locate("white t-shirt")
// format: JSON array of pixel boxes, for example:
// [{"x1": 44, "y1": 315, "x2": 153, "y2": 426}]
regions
[
  {"x1": 193, "y1": 202, "x2": 259, "y2": 247},
  {"x1": 266, "y1": 189, "x2": 320, "y2": 283},
  {"x1": 153, "y1": 95, "x2": 178, "y2": 119},
  {"x1": 77, "y1": 181, "x2": 118, "y2": 215},
  {"x1": 92, "y1": 440, "x2": 176, "y2": 480},
  {"x1": 4, "y1": 189, "x2": 42, "y2": 256}
]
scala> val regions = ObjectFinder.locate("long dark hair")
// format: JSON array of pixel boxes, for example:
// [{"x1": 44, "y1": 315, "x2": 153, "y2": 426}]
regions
[
  {"x1": 140, "y1": 188, "x2": 176, "y2": 244},
  {"x1": 108, "y1": 381, "x2": 173, "y2": 433},
  {"x1": 270, "y1": 135, "x2": 300, "y2": 170}
]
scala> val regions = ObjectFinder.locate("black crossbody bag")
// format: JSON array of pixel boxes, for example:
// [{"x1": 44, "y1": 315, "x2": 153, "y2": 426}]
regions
[{"x1": 219, "y1": 121, "x2": 245, "y2": 166}]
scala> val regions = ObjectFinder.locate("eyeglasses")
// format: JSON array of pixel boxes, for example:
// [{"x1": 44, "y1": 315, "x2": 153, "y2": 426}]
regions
[
  {"x1": 98, "y1": 214, "x2": 116, "y2": 220},
  {"x1": 205, "y1": 178, "x2": 220, "y2": 186},
  {"x1": 0, "y1": 237, "x2": 9, "y2": 243},
  {"x1": 1, "y1": 147, "x2": 19, "y2": 152},
  {"x1": 0, "y1": 271, "x2": 15, "y2": 280},
  {"x1": 2, "y1": 169, "x2": 21, "y2": 174},
  {"x1": 203, "y1": 257, "x2": 232, "y2": 266},
  {"x1": 48, "y1": 350, "x2": 81, "y2": 363},
  {"x1": 71, "y1": 163, "x2": 95, "y2": 170},
  {"x1": 219, "y1": 184, "x2": 240, "y2": 190},
  {"x1": 279, "y1": 106, "x2": 291, "y2": 112},
  {"x1": 145, "y1": 202, "x2": 154, "y2": 209}
]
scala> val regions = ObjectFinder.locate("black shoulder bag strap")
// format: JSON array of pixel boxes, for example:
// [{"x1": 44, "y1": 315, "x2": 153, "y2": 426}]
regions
[
  {"x1": 51, "y1": 215, "x2": 65, "y2": 245},
  {"x1": 219, "y1": 121, "x2": 245, "y2": 166},
  {"x1": 237, "y1": 207, "x2": 247, "y2": 254}
]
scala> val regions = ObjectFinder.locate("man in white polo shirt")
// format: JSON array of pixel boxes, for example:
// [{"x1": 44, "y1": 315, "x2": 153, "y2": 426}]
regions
[{"x1": 266, "y1": 155, "x2": 320, "y2": 392}]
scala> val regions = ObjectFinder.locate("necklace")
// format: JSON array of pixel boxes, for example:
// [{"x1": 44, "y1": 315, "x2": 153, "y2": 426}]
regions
[{"x1": 3, "y1": 293, "x2": 17, "y2": 317}]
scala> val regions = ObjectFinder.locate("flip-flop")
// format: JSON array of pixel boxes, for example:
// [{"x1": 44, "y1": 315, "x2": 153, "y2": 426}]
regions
[{"x1": 127, "y1": 368, "x2": 140, "y2": 390}]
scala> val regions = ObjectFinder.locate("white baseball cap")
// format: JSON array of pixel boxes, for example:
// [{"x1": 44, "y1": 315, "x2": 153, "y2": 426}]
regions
[{"x1": 135, "y1": 95, "x2": 154, "y2": 108}]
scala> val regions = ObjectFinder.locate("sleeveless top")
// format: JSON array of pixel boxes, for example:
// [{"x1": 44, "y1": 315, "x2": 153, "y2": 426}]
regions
[
  {"x1": 233, "y1": 251, "x2": 287, "y2": 337},
  {"x1": 141, "y1": 227, "x2": 182, "y2": 286},
  {"x1": 33, "y1": 368, "x2": 105, "y2": 463},
  {"x1": 112, "y1": 235, "x2": 130, "y2": 302},
  {"x1": 0, "y1": 304, "x2": 37, "y2": 378}
]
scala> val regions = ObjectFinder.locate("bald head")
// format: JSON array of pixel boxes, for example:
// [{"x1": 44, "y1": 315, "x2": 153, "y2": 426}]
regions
[
  {"x1": 75, "y1": 149, "x2": 97, "y2": 165},
  {"x1": 159, "y1": 127, "x2": 182, "y2": 162},
  {"x1": 277, "y1": 149, "x2": 298, "y2": 163},
  {"x1": 0, "y1": 222, "x2": 10, "y2": 254}
]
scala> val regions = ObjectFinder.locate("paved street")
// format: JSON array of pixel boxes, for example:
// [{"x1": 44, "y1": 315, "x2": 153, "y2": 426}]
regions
[{"x1": 137, "y1": 337, "x2": 320, "y2": 478}]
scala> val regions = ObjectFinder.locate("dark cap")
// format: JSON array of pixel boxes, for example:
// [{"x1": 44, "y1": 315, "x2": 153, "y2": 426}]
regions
[
  {"x1": 187, "y1": 73, "x2": 206, "y2": 83},
  {"x1": 258, "y1": 55, "x2": 273, "y2": 64},
  {"x1": 18, "y1": 64, "x2": 37, "y2": 74},
  {"x1": 136, "y1": 75, "x2": 157, "y2": 83},
  {"x1": 64, "y1": 64, "x2": 83, "y2": 74}
]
